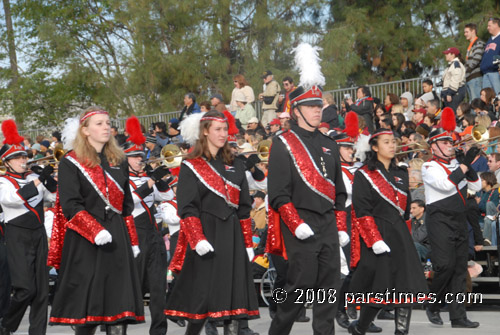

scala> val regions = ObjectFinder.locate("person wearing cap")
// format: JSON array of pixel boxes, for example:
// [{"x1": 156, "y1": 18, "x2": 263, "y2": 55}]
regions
[
  {"x1": 480, "y1": 18, "x2": 500, "y2": 94},
  {"x1": 268, "y1": 118, "x2": 281, "y2": 137},
  {"x1": 123, "y1": 116, "x2": 173, "y2": 335},
  {"x1": 267, "y1": 84, "x2": 348, "y2": 335},
  {"x1": 464, "y1": 23, "x2": 485, "y2": 100},
  {"x1": 346, "y1": 86, "x2": 375, "y2": 133},
  {"x1": 145, "y1": 134, "x2": 161, "y2": 159},
  {"x1": 40, "y1": 139, "x2": 51, "y2": 154},
  {"x1": 259, "y1": 70, "x2": 281, "y2": 127},
  {"x1": 250, "y1": 191, "x2": 267, "y2": 232},
  {"x1": 210, "y1": 93, "x2": 226, "y2": 114},
  {"x1": 48, "y1": 107, "x2": 145, "y2": 334},
  {"x1": 441, "y1": 47, "x2": 466, "y2": 112},
  {"x1": 234, "y1": 91, "x2": 256, "y2": 129},
  {"x1": 412, "y1": 107, "x2": 426, "y2": 126},
  {"x1": 347, "y1": 128, "x2": 428, "y2": 335},
  {"x1": 0, "y1": 120, "x2": 57, "y2": 335},
  {"x1": 421, "y1": 112, "x2": 482, "y2": 328},
  {"x1": 167, "y1": 118, "x2": 184, "y2": 145},
  {"x1": 278, "y1": 112, "x2": 290, "y2": 128}
]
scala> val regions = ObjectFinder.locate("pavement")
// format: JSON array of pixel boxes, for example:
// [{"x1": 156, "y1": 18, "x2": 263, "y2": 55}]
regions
[{"x1": 12, "y1": 305, "x2": 500, "y2": 334}]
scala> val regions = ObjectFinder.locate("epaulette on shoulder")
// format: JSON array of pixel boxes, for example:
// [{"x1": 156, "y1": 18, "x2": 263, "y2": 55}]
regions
[{"x1": 453, "y1": 61, "x2": 461, "y2": 69}]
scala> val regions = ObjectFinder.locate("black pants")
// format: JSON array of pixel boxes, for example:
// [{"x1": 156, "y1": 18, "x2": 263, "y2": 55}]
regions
[
  {"x1": 426, "y1": 206, "x2": 468, "y2": 321},
  {"x1": 0, "y1": 224, "x2": 10, "y2": 319},
  {"x1": 136, "y1": 227, "x2": 168, "y2": 335},
  {"x1": 1, "y1": 225, "x2": 48, "y2": 334},
  {"x1": 443, "y1": 86, "x2": 466, "y2": 112},
  {"x1": 269, "y1": 210, "x2": 340, "y2": 335}
]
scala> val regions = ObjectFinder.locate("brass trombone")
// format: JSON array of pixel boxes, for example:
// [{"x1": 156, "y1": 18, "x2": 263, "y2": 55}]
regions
[
  {"x1": 143, "y1": 144, "x2": 185, "y2": 168},
  {"x1": 238, "y1": 140, "x2": 272, "y2": 162},
  {"x1": 27, "y1": 147, "x2": 66, "y2": 167}
]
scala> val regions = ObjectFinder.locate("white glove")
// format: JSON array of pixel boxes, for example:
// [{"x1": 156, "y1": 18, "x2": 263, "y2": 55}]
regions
[
  {"x1": 295, "y1": 223, "x2": 314, "y2": 240},
  {"x1": 195, "y1": 240, "x2": 214, "y2": 256},
  {"x1": 246, "y1": 247, "x2": 255, "y2": 262},
  {"x1": 338, "y1": 231, "x2": 350, "y2": 247},
  {"x1": 372, "y1": 240, "x2": 391, "y2": 254},
  {"x1": 94, "y1": 230, "x2": 112, "y2": 245},
  {"x1": 132, "y1": 245, "x2": 140, "y2": 258}
]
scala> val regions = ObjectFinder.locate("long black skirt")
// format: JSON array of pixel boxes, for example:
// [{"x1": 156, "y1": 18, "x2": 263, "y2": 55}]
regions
[
  {"x1": 49, "y1": 212, "x2": 145, "y2": 325},
  {"x1": 349, "y1": 216, "x2": 428, "y2": 307},
  {"x1": 164, "y1": 211, "x2": 259, "y2": 323}
]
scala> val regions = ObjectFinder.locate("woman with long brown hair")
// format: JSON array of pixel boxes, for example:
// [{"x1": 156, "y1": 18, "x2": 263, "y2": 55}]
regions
[
  {"x1": 48, "y1": 106, "x2": 144, "y2": 335},
  {"x1": 165, "y1": 110, "x2": 259, "y2": 335},
  {"x1": 230, "y1": 74, "x2": 255, "y2": 112}
]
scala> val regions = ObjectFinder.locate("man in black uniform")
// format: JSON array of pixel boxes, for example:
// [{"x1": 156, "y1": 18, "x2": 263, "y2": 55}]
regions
[
  {"x1": 267, "y1": 84, "x2": 348, "y2": 335},
  {"x1": 0, "y1": 207, "x2": 10, "y2": 327},
  {"x1": 0, "y1": 120, "x2": 57, "y2": 335},
  {"x1": 422, "y1": 127, "x2": 481, "y2": 328}
]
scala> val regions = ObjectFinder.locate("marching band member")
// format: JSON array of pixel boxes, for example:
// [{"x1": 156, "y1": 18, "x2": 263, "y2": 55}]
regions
[
  {"x1": 422, "y1": 108, "x2": 482, "y2": 328},
  {"x1": 332, "y1": 113, "x2": 381, "y2": 333},
  {"x1": 0, "y1": 120, "x2": 57, "y2": 335},
  {"x1": 48, "y1": 107, "x2": 144, "y2": 335},
  {"x1": 267, "y1": 43, "x2": 348, "y2": 335},
  {"x1": 123, "y1": 116, "x2": 173, "y2": 335},
  {"x1": 348, "y1": 128, "x2": 428, "y2": 335},
  {"x1": 164, "y1": 110, "x2": 259, "y2": 335}
]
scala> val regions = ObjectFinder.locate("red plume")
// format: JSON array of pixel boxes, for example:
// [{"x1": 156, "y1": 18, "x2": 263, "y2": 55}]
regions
[
  {"x1": 344, "y1": 112, "x2": 359, "y2": 139},
  {"x1": 170, "y1": 166, "x2": 180, "y2": 177},
  {"x1": 441, "y1": 107, "x2": 456, "y2": 132},
  {"x1": 2, "y1": 119, "x2": 24, "y2": 145},
  {"x1": 223, "y1": 110, "x2": 239, "y2": 135},
  {"x1": 125, "y1": 116, "x2": 145, "y2": 145}
]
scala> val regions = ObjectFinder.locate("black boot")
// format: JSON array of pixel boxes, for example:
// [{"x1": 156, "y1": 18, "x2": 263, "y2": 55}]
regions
[
  {"x1": 185, "y1": 321, "x2": 206, "y2": 335},
  {"x1": 394, "y1": 307, "x2": 412, "y2": 335},
  {"x1": 223, "y1": 320, "x2": 240, "y2": 335},
  {"x1": 105, "y1": 324, "x2": 128, "y2": 335},
  {"x1": 336, "y1": 310, "x2": 350, "y2": 329},
  {"x1": 377, "y1": 309, "x2": 395, "y2": 320},
  {"x1": 0, "y1": 326, "x2": 11, "y2": 335},
  {"x1": 205, "y1": 321, "x2": 219, "y2": 335},
  {"x1": 366, "y1": 322, "x2": 382, "y2": 333},
  {"x1": 75, "y1": 324, "x2": 98, "y2": 335},
  {"x1": 347, "y1": 320, "x2": 364, "y2": 335}
]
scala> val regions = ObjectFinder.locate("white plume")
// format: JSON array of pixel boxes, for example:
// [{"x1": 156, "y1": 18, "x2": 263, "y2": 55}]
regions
[
  {"x1": 354, "y1": 134, "x2": 371, "y2": 163},
  {"x1": 179, "y1": 113, "x2": 204, "y2": 146},
  {"x1": 62, "y1": 117, "x2": 80, "y2": 150},
  {"x1": 293, "y1": 43, "x2": 325, "y2": 89}
]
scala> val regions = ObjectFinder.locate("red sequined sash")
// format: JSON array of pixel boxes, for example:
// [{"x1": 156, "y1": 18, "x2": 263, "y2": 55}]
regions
[
  {"x1": 182, "y1": 158, "x2": 240, "y2": 208},
  {"x1": 66, "y1": 152, "x2": 124, "y2": 213},
  {"x1": 279, "y1": 130, "x2": 336, "y2": 204},
  {"x1": 358, "y1": 166, "x2": 407, "y2": 216}
]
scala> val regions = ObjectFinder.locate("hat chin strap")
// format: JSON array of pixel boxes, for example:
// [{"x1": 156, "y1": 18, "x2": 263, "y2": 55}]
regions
[
  {"x1": 434, "y1": 141, "x2": 452, "y2": 160},
  {"x1": 295, "y1": 105, "x2": 316, "y2": 129}
]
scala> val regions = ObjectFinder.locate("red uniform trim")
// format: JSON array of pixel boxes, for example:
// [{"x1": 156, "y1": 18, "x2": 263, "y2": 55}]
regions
[
  {"x1": 123, "y1": 215, "x2": 139, "y2": 246},
  {"x1": 355, "y1": 216, "x2": 382, "y2": 248},
  {"x1": 265, "y1": 207, "x2": 287, "y2": 260},
  {"x1": 433, "y1": 159, "x2": 466, "y2": 205},
  {"x1": 279, "y1": 130, "x2": 336, "y2": 204},
  {"x1": 358, "y1": 166, "x2": 407, "y2": 216},
  {"x1": 50, "y1": 311, "x2": 144, "y2": 324},
  {"x1": 47, "y1": 193, "x2": 67, "y2": 269},
  {"x1": 66, "y1": 152, "x2": 124, "y2": 214},
  {"x1": 129, "y1": 180, "x2": 156, "y2": 230},
  {"x1": 183, "y1": 158, "x2": 240, "y2": 208},
  {"x1": 2, "y1": 174, "x2": 41, "y2": 223},
  {"x1": 164, "y1": 308, "x2": 259, "y2": 320},
  {"x1": 350, "y1": 208, "x2": 361, "y2": 268},
  {"x1": 180, "y1": 216, "x2": 206, "y2": 249},
  {"x1": 66, "y1": 210, "x2": 105, "y2": 244},
  {"x1": 335, "y1": 210, "x2": 347, "y2": 232},
  {"x1": 239, "y1": 218, "x2": 253, "y2": 248},
  {"x1": 168, "y1": 230, "x2": 187, "y2": 274},
  {"x1": 277, "y1": 202, "x2": 304, "y2": 234}
]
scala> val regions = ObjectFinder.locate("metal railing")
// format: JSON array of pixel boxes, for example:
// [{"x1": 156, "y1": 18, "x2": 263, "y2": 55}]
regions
[{"x1": 17, "y1": 75, "x2": 442, "y2": 140}]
